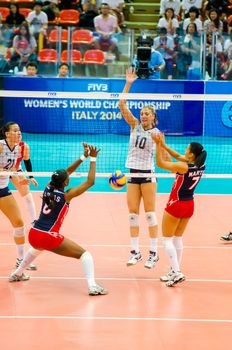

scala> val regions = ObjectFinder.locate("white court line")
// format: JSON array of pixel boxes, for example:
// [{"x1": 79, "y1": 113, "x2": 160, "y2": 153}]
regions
[
  {"x1": 1, "y1": 276, "x2": 232, "y2": 283},
  {"x1": 0, "y1": 243, "x2": 231, "y2": 249},
  {"x1": 0, "y1": 315, "x2": 231, "y2": 323}
]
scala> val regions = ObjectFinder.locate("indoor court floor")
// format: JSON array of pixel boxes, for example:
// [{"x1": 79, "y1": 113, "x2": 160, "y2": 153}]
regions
[{"x1": 1, "y1": 190, "x2": 232, "y2": 350}]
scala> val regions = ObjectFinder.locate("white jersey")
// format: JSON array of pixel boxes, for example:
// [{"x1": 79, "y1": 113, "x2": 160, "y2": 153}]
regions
[
  {"x1": 126, "y1": 124, "x2": 159, "y2": 170},
  {"x1": 0, "y1": 140, "x2": 20, "y2": 189}
]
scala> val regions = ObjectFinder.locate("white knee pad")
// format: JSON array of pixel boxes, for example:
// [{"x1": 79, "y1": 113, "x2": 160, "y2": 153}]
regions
[
  {"x1": 145, "y1": 212, "x2": 158, "y2": 226},
  {"x1": 128, "y1": 213, "x2": 139, "y2": 227},
  {"x1": 13, "y1": 226, "x2": 25, "y2": 238}
]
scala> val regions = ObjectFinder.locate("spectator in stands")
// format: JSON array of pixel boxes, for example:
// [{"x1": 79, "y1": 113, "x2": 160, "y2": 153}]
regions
[
  {"x1": 183, "y1": 6, "x2": 203, "y2": 34},
  {"x1": 42, "y1": 1, "x2": 60, "y2": 22},
  {"x1": 221, "y1": 31, "x2": 232, "y2": 79},
  {"x1": 205, "y1": 32, "x2": 224, "y2": 78},
  {"x1": 58, "y1": 63, "x2": 69, "y2": 77},
  {"x1": 153, "y1": 27, "x2": 175, "y2": 79},
  {"x1": 5, "y1": 3, "x2": 25, "y2": 27},
  {"x1": 160, "y1": 0, "x2": 181, "y2": 17},
  {"x1": 26, "y1": 1, "x2": 48, "y2": 39},
  {"x1": 181, "y1": 0, "x2": 204, "y2": 18},
  {"x1": 79, "y1": 0, "x2": 101, "y2": 29},
  {"x1": 158, "y1": 7, "x2": 179, "y2": 36},
  {"x1": 0, "y1": 29, "x2": 10, "y2": 73},
  {"x1": 204, "y1": 0, "x2": 229, "y2": 18},
  {"x1": 179, "y1": 22, "x2": 201, "y2": 79},
  {"x1": 203, "y1": 8, "x2": 223, "y2": 33},
  {"x1": 10, "y1": 23, "x2": 37, "y2": 71},
  {"x1": 94, "y1": 3, "x2": 118, "y2": 55},
  {"x1": 26, "y1": 61, "x2": 38, "y2": 76},
  {"x1": 103, "y1": 0, "x2": 126, "y2": 30}
]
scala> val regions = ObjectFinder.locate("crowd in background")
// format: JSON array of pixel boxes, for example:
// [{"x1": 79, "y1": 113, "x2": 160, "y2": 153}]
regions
[{"x1": 0, "y1": 0, "x2": 231, "y2": 80}]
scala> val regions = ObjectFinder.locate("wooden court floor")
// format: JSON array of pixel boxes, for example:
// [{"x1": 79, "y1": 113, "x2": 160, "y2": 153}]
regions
[{"x1": 0, "y1": 192, "x2": 232, "y2": 350}]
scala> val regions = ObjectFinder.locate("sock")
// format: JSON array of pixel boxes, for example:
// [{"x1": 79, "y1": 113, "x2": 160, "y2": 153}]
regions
[
  {"x1": 24, "y1": 193, "x2": 36, "y2": 222},
  {"x1": 16, "y1": 244, "x2": 24, "y2": 260},
  {"x1": 81, "y1": 251, "x2": 96, "y2": 288},
  {"x1": 150, "y1": 238, "x2": 158, "y2": 253},
  {"x1": 14, "y1": 248, "x2": 42, "y2": 275},
  {"x1": 130, "y1": 237, "x2": 139, "y2": 253},
  {"x1": 163, "y1": 237, "x2": 179, "y2": 273},
  {"x1": 173, "y1": 236, "x2": 183, "y2": 265}
]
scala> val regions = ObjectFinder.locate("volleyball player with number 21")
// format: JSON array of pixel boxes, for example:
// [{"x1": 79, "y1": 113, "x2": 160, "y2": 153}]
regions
[{"x1": 118, "y1": 67, "x2": 160, "y2": 269}]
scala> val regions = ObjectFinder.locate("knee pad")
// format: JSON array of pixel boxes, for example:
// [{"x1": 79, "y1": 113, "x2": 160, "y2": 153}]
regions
[
  {"x1": 13, "y1": 226, "x2": 25, "y2": 238},
  {"x1": 128, "y1": 213, "x2": 139, "y2": 227},
  {"x1": 145, "y1": 212, "x2": 158, "y2": 226}
]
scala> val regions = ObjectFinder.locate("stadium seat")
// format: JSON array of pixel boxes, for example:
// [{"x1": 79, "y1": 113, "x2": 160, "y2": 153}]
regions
[
  {"x1": 72, "y1": 29, "x2": 93, "y2": 45},
  {"x1": 0, "y1": 7, "x2": 10, "y2": 21},
  {"x1": 49, "y1": 29, "x2": 68, "y2": 43},
  {"x1": 38, "y1": 49, "x2": 58, "y2": 63},
  {"x1": 83, "y1": 50, "x2": 105, "y2": 64},
  {"x1": 61, "y1": 50, "x2": 82, "y2": 63},
  {"x1": 59, "y1": 10, "x2": 80, "y2": 25},
  {"x1": 14, "y1": 0, "x2": 34, "y2": 3},
  {"x1": 19, "y1": 8, "x2": 31, "y2": 18}
]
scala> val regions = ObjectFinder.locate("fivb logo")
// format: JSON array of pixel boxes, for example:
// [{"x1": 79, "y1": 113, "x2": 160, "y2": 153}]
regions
[{"x1": 87, "y1": 83, "x2": 108, "y2": 91}]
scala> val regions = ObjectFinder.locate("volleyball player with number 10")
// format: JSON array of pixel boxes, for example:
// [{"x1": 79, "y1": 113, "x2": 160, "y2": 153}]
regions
[{"x1": 118, "y1": 67, "x2": 160, "y2": 268}]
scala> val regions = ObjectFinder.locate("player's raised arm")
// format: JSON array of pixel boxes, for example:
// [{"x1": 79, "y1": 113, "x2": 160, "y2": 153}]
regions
[
  {"x1": 152, "y1": 134, "x2": 188, "y2": 174},
  {"x1": 65, "y1": 145, "x2": 100, "y2": 201},
  {"x1": 154, "y1": 132, "x2": 188, "y2": 162},
  {"x1": 66, "y1": 142, "x2": 89, "y2": 175},
  {"x1": 118, "y1": 67, "x2": 139, "y2": 129}
]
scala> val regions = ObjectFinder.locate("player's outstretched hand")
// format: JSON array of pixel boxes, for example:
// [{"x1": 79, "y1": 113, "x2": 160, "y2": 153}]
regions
[
  {"x1": 151, "y1": 133, "x2": 161, "y2": 144},
  {"x1": 30, "y1": 178, "x2": 38, "y2": 187},
  {"x1": 126, "y1": 67, "x2": 137, "y2": 84},
  {"x1": 89, "y1": 145, "x2": 100, "y2": 158},
  {"x1": 82, "y1": 142, "x2": 90, "y2": 157}
]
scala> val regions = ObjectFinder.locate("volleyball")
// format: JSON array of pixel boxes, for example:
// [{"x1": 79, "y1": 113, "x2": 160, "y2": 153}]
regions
[{"x1": 109, "y1": 170, "x2": 127, "y2": 190}]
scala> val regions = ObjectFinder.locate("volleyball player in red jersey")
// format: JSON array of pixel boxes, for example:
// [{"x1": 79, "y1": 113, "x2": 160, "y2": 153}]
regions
[
  {"x1": 152, "y1": 133, "x2": 207, "y2": 287},
  {"x1": 9, "y1": 143, "x2": 108, "y2": 296},
  {"x1": 11, "y1": 139, "x2": 38, "y2": 224}
]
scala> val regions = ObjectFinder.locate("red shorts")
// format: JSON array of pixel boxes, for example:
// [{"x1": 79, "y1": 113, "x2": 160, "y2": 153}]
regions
[
  {"x1": 28, "y1": 227, "x2": 65, "y2": 251},
  {"x1": 165, "y1": 199, "x2": 194, "y2": 218}
]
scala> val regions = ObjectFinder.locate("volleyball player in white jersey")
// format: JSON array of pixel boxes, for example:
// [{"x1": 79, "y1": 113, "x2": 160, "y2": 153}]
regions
[
  {"x1": 118, "y1": 67, "x2": 160, "y2": 268},
  {"x1": 11, "y1": 138, "x2": 38, "y2": 224},
  {"x1": 0, "y1": 122, "x2": 28, "y2": 271}
]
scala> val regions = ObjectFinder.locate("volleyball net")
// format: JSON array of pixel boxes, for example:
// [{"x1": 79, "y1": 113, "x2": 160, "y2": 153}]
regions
[{"x1": 0, "y1": 89, "x2": 232, "y2": 179}]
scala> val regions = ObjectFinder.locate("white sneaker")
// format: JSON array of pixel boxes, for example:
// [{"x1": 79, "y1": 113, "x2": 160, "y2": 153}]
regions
[
  {"x1": 16, "y1": 258, "x2": 37, "y2": 271},
  {"x1": 144, "y1": 251, "x2": 159, "y2": 269},
  {"x1": 160, "y1": 269, "x2": 175, "y2": 282},
  {"x1": 127, "y1": 250, "x2": 143, "y2": 266},
  {"x1": 166, "y1": 271, "x2": 185, "y2": 287},
  {"x1": 88, "y1": 284, "x2": 108, "y2": 296},
  {"x1": 221, "y1": 232, "x2": 232, "y2": 241},
  {"x1": 9, "y1": 273, "x2": 30, "y2": 282}
]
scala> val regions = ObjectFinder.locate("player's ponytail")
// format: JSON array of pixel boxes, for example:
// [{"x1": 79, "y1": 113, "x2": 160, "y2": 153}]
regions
[
  {"x1": 190, "y1": 142, "x2": 207, "y2": 168},
  {"x1": 0, "y1": 121, "x2": 17, "y2": 139},
  {"x1": 43, "y1": 169, "x2": 68, "y2": 210}
]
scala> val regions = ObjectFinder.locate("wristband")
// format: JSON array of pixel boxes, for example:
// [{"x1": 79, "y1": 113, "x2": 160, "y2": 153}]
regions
[
  {"x1": 80, "y1": 154, "x2": 86, "y2": 161},
  {"x1": 90, "y1": 157, "x2": 96, "y2": 162}
]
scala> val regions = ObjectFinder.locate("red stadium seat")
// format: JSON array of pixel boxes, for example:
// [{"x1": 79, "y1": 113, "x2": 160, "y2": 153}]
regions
[
  {"x1": 0, "y1": 7, "x2": 10, "y2": 21},
  {"x1": 61, "y1": 50, "x2": 82, "y2": 63},
  {"x1": 14, "y1": 0, "x2": 34, "y2": 3},
  {"x1": 38, "y1": 49, "x2": 58, "y2": 63},
  {"x1": 83, "y1": 50, "x2": 105, "y2": 64},
  {"x1": 72, "y1": 29, "x2": 93, "y2": 45},
  {"x1": 49, "y1": 29, "x2": 68, "y2": 43},
  {"x1": 19, "y1": 8, "x2": 31, "y2": 18},
  {"x1": 59, "y1": 10, "x2": 80, "y2": 25}
]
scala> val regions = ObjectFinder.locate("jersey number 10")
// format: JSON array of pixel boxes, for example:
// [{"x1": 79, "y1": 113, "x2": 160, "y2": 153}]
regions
[{"x1": 135, "y1": 136, "x2": 147, "y2": 149}]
